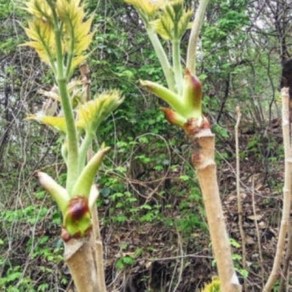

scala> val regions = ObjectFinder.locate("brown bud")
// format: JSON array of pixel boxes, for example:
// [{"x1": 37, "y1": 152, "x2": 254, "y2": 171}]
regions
[{"x1": 67, "y1": 196, "x2": 89, "y2": 222}]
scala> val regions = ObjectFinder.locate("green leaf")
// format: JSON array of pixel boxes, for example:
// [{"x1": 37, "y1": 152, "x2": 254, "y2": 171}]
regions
[{"x1": 151, "y1": 0, "x2": 192, "y2": 40}]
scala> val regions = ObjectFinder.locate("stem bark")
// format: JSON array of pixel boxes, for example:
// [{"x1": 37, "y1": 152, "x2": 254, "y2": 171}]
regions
[
  {"x1": 189, "y1": 127, "x2": 241, "y2": 291},
  {"x1": 64, "y1": 232, "x2": 106, "y2": 292}
]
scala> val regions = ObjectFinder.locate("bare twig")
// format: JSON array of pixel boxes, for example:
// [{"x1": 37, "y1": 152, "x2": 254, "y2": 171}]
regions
[
  {"x1": 172, "y1": 231, "x2": 184, "y2": 292},
  {"x1": 251, "y1": 176, "x2": 265, "y2": 288},
  {"x1": 235, "y1": 106, "x2": 247, "y2": 289}
]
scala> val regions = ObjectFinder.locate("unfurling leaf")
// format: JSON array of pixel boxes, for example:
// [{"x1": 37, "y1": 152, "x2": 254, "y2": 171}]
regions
[
  {"x1": 141, "y1": 71, "x2": 204, "y2": 125},
  {"x1": 140, "y1": 80, "x2": 185, "y2": 115},
  {"x1": 23, "y1": 0, "x2": 94, "y2": 73},
  {"x1": 56, "y1": 0, "x2": 94, "y2": 70},
  {"x1": 23, "y1": 18, "x2": 55, "y2": 66},
  {"x1": 24, "y1": 0, "x2": 52, "y2": 21},
  {"x1": 76, "y1": 90, "x2": 123, "y2": 133}
]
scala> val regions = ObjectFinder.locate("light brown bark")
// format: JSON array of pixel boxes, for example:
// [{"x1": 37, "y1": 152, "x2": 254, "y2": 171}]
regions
[
  {"x1": 64, "y1": 231, "x2": 106, "y2": 292},
  {"x1": 264, "y1": 87, "x2": 292, "y2": 292},
  {"x1": 190, "y1": 128, "x2": 241, "y2": 291}
]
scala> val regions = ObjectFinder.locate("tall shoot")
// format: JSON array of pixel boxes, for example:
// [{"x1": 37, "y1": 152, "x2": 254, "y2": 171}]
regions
[
  {"x1": 124, "y1": 0, "x2": 241, "y2": 290},
  {"x1": 23, "y1": 0, "x2": 123, "y2": 291}
]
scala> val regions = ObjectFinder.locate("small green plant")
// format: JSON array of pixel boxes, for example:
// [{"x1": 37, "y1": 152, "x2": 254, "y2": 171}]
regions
[
  {"x1": 201, "y1": 277, "x2": 221, "y2": 292},
  {"x1": 115, "y1": 245, "x2": 143, "y2": 271}
]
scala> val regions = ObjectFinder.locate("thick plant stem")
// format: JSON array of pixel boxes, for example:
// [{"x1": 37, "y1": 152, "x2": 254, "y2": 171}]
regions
[
  {"x1": 49, "y1": 4, "x2": 79, "y2": 193},
  {"x1": 263, "y1": 87, "x2": 292, "y2": 292},
  {"x1": 64, "y1": 232, "x2": 106, "y2": 292},
  {"x1": 145, "y1": 26, "x2": 176, "y2": 92},
  {"x1": 189, "y1": 127, "x2": 241, "y2": 291},
  {"x1": 57, "y1": 78, "x2": 79, "y2": 192},
  {"x1": 186, "y1": 0, "x2": 210, "y2": 75}
]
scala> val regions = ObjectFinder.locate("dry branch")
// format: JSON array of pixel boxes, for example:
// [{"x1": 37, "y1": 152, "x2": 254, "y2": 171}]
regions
[
  {"x1": 251, "y1": 176, "x2": 264, "y2": 287},
  {"x1": 235, "y1": 106, "x2": 247, "y2": 288}
]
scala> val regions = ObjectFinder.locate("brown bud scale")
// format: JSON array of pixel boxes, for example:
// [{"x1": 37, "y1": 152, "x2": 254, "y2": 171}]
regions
[{"x1": 67, "y1": 196, "x2": 89, "y2": 221}]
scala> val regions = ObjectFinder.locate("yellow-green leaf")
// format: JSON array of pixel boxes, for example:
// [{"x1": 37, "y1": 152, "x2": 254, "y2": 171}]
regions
[
  {"x1": 151, "y1": 0, "x2": 192, "y2": 40},
  {"x1": 201, "y1": 277, "x2": 220, "y2": 292},
  {"x1": 124, "y1": 0, "x2": 165, "y2": 17},
  {"x1": 55, "y1": 0, "x2": 94, "y2": 72},
  {"x1": 25, "y1": 0, "x2": 52, "y2": 20},
  {"x1": 151, "y1": 16, "x2": 173, "y2": 40},
  {"x1": 22, "y1": 18, "x2": 55, "y2": 66},
  {"x1": 76, "y1": 90, "x2": 123, "y2": 132},
  {"x1": 26, "y1": 114, "x2": 67, "y2": 133},
  {"x1": 178, "y1": 9, "x2": 192, "y2": 37},
  {"x1": 23, "y1": 0, "x2": 94, "y2": 73}
]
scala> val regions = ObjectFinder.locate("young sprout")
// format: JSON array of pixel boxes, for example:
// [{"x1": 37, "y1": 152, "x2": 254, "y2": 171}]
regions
[{"x1": 23, "y1": 0, "x2": 123, "y2": 238}]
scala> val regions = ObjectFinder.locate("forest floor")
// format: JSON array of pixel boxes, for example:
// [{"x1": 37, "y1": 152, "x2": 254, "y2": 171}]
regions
[{"x1": 1, "y1": 119, "x2": 289, "y2": 292}]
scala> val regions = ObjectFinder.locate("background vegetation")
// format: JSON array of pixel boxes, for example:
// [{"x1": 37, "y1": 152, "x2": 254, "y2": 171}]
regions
[{"x1": 0, "y1": 0, "x2": 291, "y2": 290}]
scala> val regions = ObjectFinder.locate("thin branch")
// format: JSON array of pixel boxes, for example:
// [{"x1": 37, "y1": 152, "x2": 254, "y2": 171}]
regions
[
  {"x1": 251, "y1": 176, "x2": 265, "y2": 288},
  {"x1": 235, "y1": 106, "x2": 247, "y2": 290},
  {"x1": 172, "y1": 231, "x2": 184, "y2": 292}
]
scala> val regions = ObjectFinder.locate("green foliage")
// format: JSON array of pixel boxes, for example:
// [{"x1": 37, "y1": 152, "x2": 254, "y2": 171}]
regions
[
  {"x1": 115, "y1": 255, "x2": 136, "y2": 270},
  {"x1": 0, "y1": 201, "x2": 67, "y2": 291},
  {"x1": 115, "y1": 244, "x2": 143, "y2": 271},
  {"x1": 230, "y1": 239, "x2": 249, "y2": 279},
  {"x1": 202, "y1": 277, "x2": 220, "y2": 292}
]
